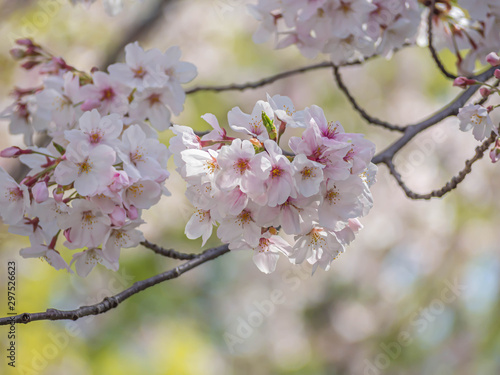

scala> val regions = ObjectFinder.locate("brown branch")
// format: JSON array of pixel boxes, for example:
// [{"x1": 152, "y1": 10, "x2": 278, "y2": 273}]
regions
[
  {"x1": 384, "y1": 132, "x2": 497, "y2": 200},
  {"x1": 185, "y1": 44, "x2": 413, "y2": 95},
  {"x1": 427, "y1": 0, "x2": 458, "y2": 80},
  {"x1": 140, "y1": 240, "x2": 198, "y2": 260},
  {"x1": 333, "y1": 66, "x2": 406, "y2": 132},
  {"x1": 186, "y1": 61, "x2": 335, "y2": 94},
  {"x1": 372, "y1": 66, "x2": 496, "y2": 164},
  {"x1": 0, "y1": 244, "x2": 230, "y2": 325}
]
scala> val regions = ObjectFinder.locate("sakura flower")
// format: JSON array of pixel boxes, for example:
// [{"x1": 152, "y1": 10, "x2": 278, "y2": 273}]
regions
[
  {"x1": 185, "y1": 208, "x2": 216, "y2": 246},
  {"x1": 215, "y1": 138, "x2": 270, "y2": 199},
  {"x1": 200, "y1": 113, "x2": 228, "y2": 144},
  {"x1": 60, "y1": 200, "x2": 111, "y2": 249},
  {"x1": 0, "y1": 98, "x2": 49, "y2": 146},
  {"x1": 266, "y1": 94, "x2": 306, "y2": 128},
  {"x1": 290, "y1": 226, "x2": 344, "y2": 271},
  {"x1": 230, "y1": 232, "x2": 292, "y2": 274},
  {"x1": 458, "y1": 104, "x2": 498, "y2": 141},
  {"x1": 157, "y1": 46, "x2": 198, "y2": 86},
  {"x1": 217, "y1": 203, "x2": 262, "y2": 247},
  {"x1": 181, "y1": 148, "x2": 220, "y2": 185},
  {"x1": 103, "y1": 221, "x2": 144, "y2": 263},
  {"x1": 129, "y1": 87, "x2": 178, "y2": 131},
  {"x1": 123, "y1": 179, "x2": 163, "y2": 209},
  {"x1": 261, "y1": 140, "x2": 296, "y2": 206},
  {"x1": 318, "y1": 176, "x2": 368, "y2": 231},
  {"x1": 20, "y1": 243, "x2": 70, "y2": 272},
  {"x1": 35, "y1": 72, "x2": 83, "y2": 129},
  {"x1": 54, "y1": 142, "x2": 116, "y2": 196},
  {"x1": 0, "y1": 167, "x2": 29, "y2": 225},
  {"x1": 70, "y1": 248, "x2": 118, "y2": 277},
  {"x1": 108, "y1": 42, "x2": 163, "y2": 91},
  {"x1": 291, "y1": 154, "x2": 325, "y2": 197},
  {"x1": 118, "y1": 124, "x2": 170, "y2": 182},
  {"x1": 65, "y1": 109, "x2": 123, "y2": 149},
  {"x1": 227, "y1": 100, "x2": 274, "y2": 141},
  {"x1": 80, "y1": 71, "x2": 129, "y2": 116}
]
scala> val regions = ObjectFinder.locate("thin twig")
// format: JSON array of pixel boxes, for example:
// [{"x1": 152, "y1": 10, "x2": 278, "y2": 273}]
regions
[
  {"x1": 427, "y1": 0, "x2": 457, "y2": 80},
  {"x1": 0, "y1": 244, "x2": 230, "y2": 325},
  {"x1": 186, "y1": 61, "x2": 335, "y2": 94},
  {"x1": 185, "y1": 43, "x2": 412, "y2": 95},
  {"x1": 140, "y1": 240, "x2": 198, "y2": 260},
  {"x1": 385, "y1": 132, "x2": 497, "y2": 199},
  {"x1": 333, "y1": 66, "x2": 406, "y2": 132},
  {"x1": 372, "y1": 66, "x2": 496, "y2": 164}
]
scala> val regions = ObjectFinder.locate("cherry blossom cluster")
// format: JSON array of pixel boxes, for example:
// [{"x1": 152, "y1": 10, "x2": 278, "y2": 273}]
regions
[
  {"x1": 0, "y1": 39, "x2": 197, "y2": 276},
  {"x1": 170, "y1": 95, "x2": 377, "y2": 274},
  {"x1": 249, "y1": 0, "x2": 500, "y2": 73},
  {"x1": 453, "y1": 52, "x2": 500, "y2": 161}
]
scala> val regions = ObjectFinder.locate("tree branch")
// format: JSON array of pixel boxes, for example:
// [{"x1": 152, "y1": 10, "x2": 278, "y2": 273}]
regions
[
  {"x1": 384, "y1": 131, "x2": 497, "y2": 199},
  {"x1": 186, "y1": 61, "x2": 335, "y2": 94},
  {"x1": 140, "y1": 240, "x2": 198, "y2": 260},
  {"x1": 333, "y1": 66, "x2": 406, "y2": 132},
  {"x1": 0, "y1": 244, "x2": 230, "y2": 326},
  {"x1": 372, "y1": 66, "x2": 496, "y2": 165},
  {"x1": 185, "y1": 45, "x2": 413, "y2": 95}
]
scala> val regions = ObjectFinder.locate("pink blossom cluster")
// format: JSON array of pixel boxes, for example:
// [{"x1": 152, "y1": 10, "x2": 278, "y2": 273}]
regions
[
  {"x1": 1, "y1": 39, "x2": 197, "y2": 147},
  {"x1": 421, "y1": 0, "x2": 500, "y2": 74},
  {"x1": 453, "y1": 52, "x2": 500, "y2": 161},
  {"x1": 249, "y1": 0, "x2": 421, "y2": 64},
  {"x1": 0, "y1": 39, "x2": 196, "y2": 276},
  {"x1": 170, "y1": 95, "x2": 377, "y2": 274},
  {"x1": 249, "y1": 0, "x2": 500, "y2": 72}
]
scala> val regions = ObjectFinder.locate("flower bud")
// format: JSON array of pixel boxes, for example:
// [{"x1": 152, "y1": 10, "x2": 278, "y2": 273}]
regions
[
  {"x1": 495, "y1": 69, "x2": 500, "y2": 80},
  {"x1": 54, "y1": 186, "x2": 64, "y2": 202},
  {"x1": 110, "y1": 206, "x2": 127, "y2": 227},
  {"x1": 32, "y1": 181, "x2": 49, "y2": 203},
  {"x1": 453, "y1": 77, "x2": 477, "y2": 89},
  {"x1": 15, "y1": 38, "x2": 35, "y2": 47},
  {"x1": 0, "y1": 146, "x2": 22, "y2": 158},
  {"x1": 21, "y1": 61, "x2": 40, "y2": 70},
  {"x1": 127, "y1": 205, "x2": 139, "y2": 220},
  {"x1": 9, "y1": 48, "x2": 25, "y2": 60},
  {"x1": 480, "y1": 87, "x2": 491, "y2": 98},
  {"x1": 486, "y1": 52, "x2": 500, "y2": 67}
]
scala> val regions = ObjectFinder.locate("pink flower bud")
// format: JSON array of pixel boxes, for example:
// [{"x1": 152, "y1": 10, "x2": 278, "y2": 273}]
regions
[
  {"x1": 110, "y1": 171, "x2": 129, "y2": 192},
  {"x1": 81, "y1": 99, "x2": 101, "y2": 111},
  {"x1": 490, "y1": 147, "x2": 500, "y2": 163},
  {"x1": 32, "y1": 181, "x2": 49, "y2": 203},
  {"x1": 0, "y1": 146, "x2": 22, "y2": 158},
  {"x1": 495, "y1": 69, "x2": 500, "y2": 80},
  {"x1": 9, "y1": 48, "x2": 25, "y2": 60},
  {"x1": 110, "y1": 206, "x2": 127, "y2": 227},
  {"x1": 127, "y1": 205, "x2": 139, "y2": 220},
  {"x1": 453, "y1": 77, "x2": 477, "y2": 89},
  {"x1": 15, "y1": 38, "x2": 35, "y2": 47},
  {"x1": 54, "y1": 186, "x2": 64, "y2": 202},
  {"x1": 486, "y1": 52, "x2": 500, "y2": 67},
  {"x1": 21, "y1": 61, "x2": 40, "y2": 70},
  {"x1": 480, "y1": 87, "x2": 491, "y2": 98},
  {"x1": 63, "y1": 228, "x2": 72, "y2": 243}
]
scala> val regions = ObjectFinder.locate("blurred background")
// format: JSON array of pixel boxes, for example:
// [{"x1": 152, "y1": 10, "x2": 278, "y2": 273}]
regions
[{"x1": 0, "y1": 0, "x2": 500, "y2": 374}]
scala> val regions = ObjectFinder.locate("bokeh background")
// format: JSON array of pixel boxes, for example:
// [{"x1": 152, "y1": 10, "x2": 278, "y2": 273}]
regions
[{"x1": 1, "y1": 0, "x2": 500, "y2": 374}]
